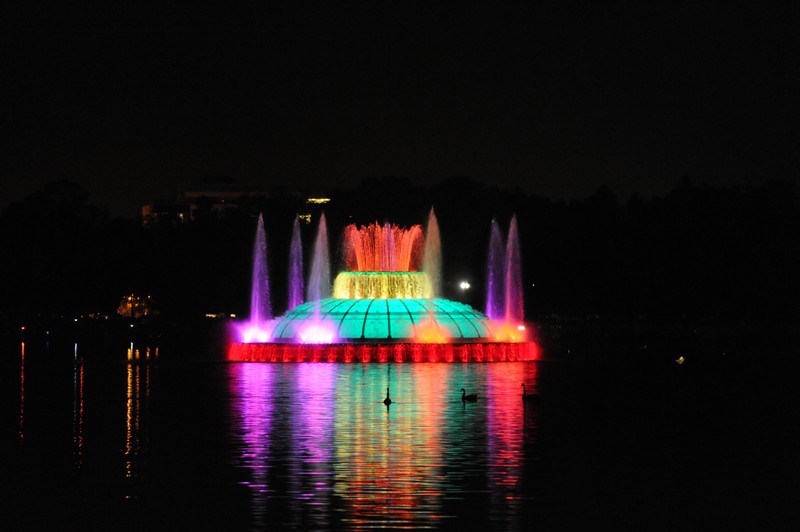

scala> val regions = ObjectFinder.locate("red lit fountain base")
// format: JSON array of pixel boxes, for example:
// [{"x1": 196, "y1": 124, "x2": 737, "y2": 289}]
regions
[{"x1": 228, "y1": 342, "x2": 539, "y2": 363}]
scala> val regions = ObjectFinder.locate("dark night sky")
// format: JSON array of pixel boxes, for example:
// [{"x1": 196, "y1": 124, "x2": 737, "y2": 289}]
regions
[{"x1": 3, "y1": 1, "x2": 797, "y2": 218}]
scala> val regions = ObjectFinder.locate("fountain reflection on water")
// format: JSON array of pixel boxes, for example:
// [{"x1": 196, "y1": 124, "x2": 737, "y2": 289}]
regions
[
  {"x1": 229, "y1": 362, "x2": 538, "y2": 529},
  {"x1": 9, "y1": 337, "x2": 540, "y2": 529}
]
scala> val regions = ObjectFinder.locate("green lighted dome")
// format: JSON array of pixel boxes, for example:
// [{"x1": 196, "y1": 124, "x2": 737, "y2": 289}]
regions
[{"x1": 270, "y1": 298, "x2": 497, "y2": 342}]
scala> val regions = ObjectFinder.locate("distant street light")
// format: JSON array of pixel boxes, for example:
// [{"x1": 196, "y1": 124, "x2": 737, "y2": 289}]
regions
[{"x1": 459, "y1": 281, "x2": 471, "y2": 290}]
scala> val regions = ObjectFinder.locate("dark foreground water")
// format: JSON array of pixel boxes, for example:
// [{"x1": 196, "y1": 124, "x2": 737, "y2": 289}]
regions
[{"x1": 2, "y1": 327, "x2": 797, "y2": 530}]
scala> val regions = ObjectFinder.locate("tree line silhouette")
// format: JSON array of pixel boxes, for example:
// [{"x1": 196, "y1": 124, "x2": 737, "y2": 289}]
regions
[{"x1": 2, "y1": 176, "x2": 797, "y2": 344}]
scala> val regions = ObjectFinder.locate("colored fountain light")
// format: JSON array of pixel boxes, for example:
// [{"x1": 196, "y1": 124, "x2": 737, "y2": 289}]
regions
[
  {"x1": 332, "y1": 272, "x2": 432, "y2": 299},
  {"x1": 297, "y1": 322, "x2": 336, "y2": 344},
  {"x1": 250, "y1": 213, "x2": 272, "y2": 325},
  {"x1": 287, "y1": 215, "x2": 304, "y2": 310},
  {"x1": 238, "y1": 323, "x2": 274, "y2": 343},
  {"x1": 343, "y1": 222, "x2": 424, "y2": 273},
  {"x1": 229, "y1": 208, "x2": 539, "y2": 362}
]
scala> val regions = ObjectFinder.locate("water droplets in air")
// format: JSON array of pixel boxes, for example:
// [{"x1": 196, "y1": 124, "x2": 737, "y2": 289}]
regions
[
  {"x1": 485, "y1": 215, "x2": 524, "y2": 323},
  {"x1": 504, "y1": 215, "x2": 523, "y2": 323},
  {"x1": 250, "y1": 213, "x2": 272, "y2": 324},
  {"x1": 485, "y1": 218, "x2": 505, "y2": 320},
  {"x1": 422, "y1": 207, "x2": 442, "y2": 297},
  {"x1": 288, "y1": 215, "x2": 304, "y2": 310},
  {"x1": 307, "y1": 213, "x2": 331, "y2": 304}
]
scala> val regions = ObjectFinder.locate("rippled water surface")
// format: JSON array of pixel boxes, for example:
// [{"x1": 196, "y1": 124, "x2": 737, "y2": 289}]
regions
[
  {"x1": 2, "y1": 334, "x2": 796, "y2": 530},
  {"x1": 228, "y1": 362, "x2": 539, "y2": 530}
]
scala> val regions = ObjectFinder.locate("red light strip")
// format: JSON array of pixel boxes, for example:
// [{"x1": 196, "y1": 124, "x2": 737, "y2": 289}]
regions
[{"x1": 228, "y1": 341, "x2": 539, "y2": 362}]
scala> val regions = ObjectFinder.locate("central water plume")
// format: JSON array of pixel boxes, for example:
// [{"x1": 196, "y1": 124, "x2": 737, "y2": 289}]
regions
[
  {"x1": 485, "y1": 218, "x2": 505, "y2": 320},
  {"x1": 343, "y1": 222, "x2": 424, "y2": 272},
  {"x1": 422, "y1": 208, "x2": 442, "y2": 297},
  {"x1": 288, "y1": 216, "x2": 304, "y2": 310},
  {"x1": 307, "y1": 213, "x2": 331, "y2": 303},
  {"x1": 250, "y1": 213, "x2": 271, "y2": 323}
]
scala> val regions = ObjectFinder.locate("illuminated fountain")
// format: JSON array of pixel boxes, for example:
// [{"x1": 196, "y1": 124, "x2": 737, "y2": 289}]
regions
[
  {"x1": 238, "y1": 214, "x2": 273, "y2": 343},
  {"x1": 287, "y1": 215, "x2": 304, "y2": 310},
  {"x1": 485, "y1": 218, "x2": 505, "y2": 320},
  {"x1": 229, "y1": 209, "x2": 538, "y2": 362}
]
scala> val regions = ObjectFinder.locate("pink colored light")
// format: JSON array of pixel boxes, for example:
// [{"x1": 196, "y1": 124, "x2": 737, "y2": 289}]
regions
[
  {"x1": 298, "y1": 322, "x2": 336, "y2": 344},
  {"x1": 237, "y1": 321, "x2": 275, "y2": 343}
]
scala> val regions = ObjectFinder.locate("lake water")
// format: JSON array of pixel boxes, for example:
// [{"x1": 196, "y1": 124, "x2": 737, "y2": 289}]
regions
[{"x1": 2, "y1": 328, "x2": 797, "y2": 530}]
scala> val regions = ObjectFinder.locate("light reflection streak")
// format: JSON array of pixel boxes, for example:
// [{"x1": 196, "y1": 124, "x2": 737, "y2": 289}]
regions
[
  {"x1": 291, "y1": 363, "x2": 336, "y2": 528},
  {"x1": 125, "y1": 363, "x2": 138, "y2": 479},
  {"x1": 124, "y1": 350, "x2": 152, "y2": 491},
  {"x1": 231, "y1": 363, "x2": 276, "y2": 529},
  {"x1": 73, "y1": 343, "x2": 85, "y2": 469},
  {"x1": 487, "y1": 362, "x2": 537, "y2": 524},
  {"x1": 19, "y1": 342, "x2": 25, "y2": 444},
  {"x1": 332, "y1": 365, "x2": 448, "y2": 526}
]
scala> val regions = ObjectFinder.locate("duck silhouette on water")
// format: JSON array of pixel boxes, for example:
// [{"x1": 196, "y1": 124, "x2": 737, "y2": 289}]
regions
[
  {"x1": 522, "y1": 382, "x2": 539, "y2": 403},
  {"x1": 461, "y1": 388, "x2": 478, "y2": 402},
  {"x1": 383, "y1": 387, "x2": 392, "y2": 406}
]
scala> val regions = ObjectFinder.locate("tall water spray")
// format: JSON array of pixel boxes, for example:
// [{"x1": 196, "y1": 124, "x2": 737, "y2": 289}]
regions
[
  {"x1": 250, "y1": 213, "x2": 272, "y2": 324},
  {"x1": 342, "y1": 222, "x2": 424, "y2": 272},
  {"x1": 307, "y1": 213, "x2": 331, "y2": 303},
  {"x1": 422, "y1": 208, "x2": 442, "y2": 297},
  {"x1": 485, "y1": 218, "x2": 505, "y2": 319},
  {"x1": 504, "y1": 215, "x2": 524, "y2": 323},
  {"x1": 288, "y1": 216, "x2": 304, "y2": 310}
]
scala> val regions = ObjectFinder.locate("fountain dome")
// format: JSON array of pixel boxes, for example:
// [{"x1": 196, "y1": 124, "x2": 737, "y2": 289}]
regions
[{"x1": 270, "y1": 297, "x2": 498, "y2": 342}]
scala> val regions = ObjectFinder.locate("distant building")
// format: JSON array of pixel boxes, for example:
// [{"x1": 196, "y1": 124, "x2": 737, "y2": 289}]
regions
[
  {"x1": 142, "y1": 177, "x2": 255, "y2": 227},
  {"x1": 182, "y1": 176, "x2": 246, "y2": 220},
  {"x1": 141, "y1": 201, "x2": 191, "y2": 227},
  {"x1": 141, "y1": 177, "x2": 331, "y2": 226},
  {"x1": 117, "y1": 294, "x2": 158, "y2": 318}
]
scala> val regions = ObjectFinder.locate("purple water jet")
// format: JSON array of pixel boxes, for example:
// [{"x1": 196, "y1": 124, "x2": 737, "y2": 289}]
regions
[
  {"x1": 422, "y1": 208, "x2": 442, "y2": 297},
  {"x1": 250, "y1": 213, "x2": 272, "y2": 324},
  {"x1": 504, "y1": 215, "x2": 523, "y2": 323},
  {"x1": 288, "y1": 216, "x2": 304, "y2": 310},
  {"x1": 306, "y1": 213, "x2": 331, "y2": 304},
  {"x1": 485, "y1": 218, "x2": 505, "y2": 320}
]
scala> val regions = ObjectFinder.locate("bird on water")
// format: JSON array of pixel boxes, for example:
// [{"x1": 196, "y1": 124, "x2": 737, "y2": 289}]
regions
[
  {"x1": 461, "y1": 388, "x2": 478, "y2": 402},
  {"x1": 383, "y1": 387, "x2": 392, "y2": 406},
  {"x1": 522, "y1": 383, "x2": 539, "y2": 402}
]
